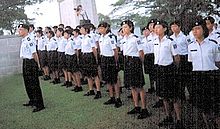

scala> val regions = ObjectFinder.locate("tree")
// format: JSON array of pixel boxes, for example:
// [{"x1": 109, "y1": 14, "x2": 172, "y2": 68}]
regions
[{"x1": 0, "y1": 0, "x2": 45, "y2": 35}]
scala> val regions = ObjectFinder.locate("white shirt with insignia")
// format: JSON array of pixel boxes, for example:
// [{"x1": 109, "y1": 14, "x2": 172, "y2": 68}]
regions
[
  {"x1": 121, "y1": 34, "x2": 143, "y2": 57},
  {"x1": 188, "y1": 38, "x2": 220, "y2": 71},
  {"x1": 170, "y1": 31, "x2": 189, "y2": 55},
  {"x1": 47, "y1": 37, "x2": 58, "y2": 51},
  {"x1": 153, "y1": 36, "x2": 178, "y2": 66},
  {"x1": 99, "y1": 33, "x2": 117, "y2": 57},
  {"x1": 20, "y1": 35, "x2": 36, "y2": 59},
  {"x1": 145, "y1": 33, "x2": 157, "y2": 54},
  {"x1": 57, "y1": 37, "x2": 66, "y2": 52},
  {"x1": 73, "y1": 36, "x2": 82, "y2": 50},
  {"x1": 80, "y1": 34, "x2": 96, "y2": 53},
  {"x1": 208, "y1": 29, "x2": 220, "y2": 44},
  {"x1": 65, "y1": 38, "x2": 77, "y2": 55},
  {"x1": 36, "y1": 36, "x2": 47, "y2": 51}
]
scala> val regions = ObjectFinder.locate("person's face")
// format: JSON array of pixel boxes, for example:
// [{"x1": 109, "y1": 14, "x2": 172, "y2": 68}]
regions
[
  {"x1": 56, "y1": 30, "x2": 62, "y2": 37},
  {"x1": 148, "y1": 23, "x2": 155, "y2": 32},
  {"x1": 18, "y1": 27, "x2": 28, "y2": 37},
  {"x1": 122, "y1": 24, "x2": 132, "y2": 35},
  {"x1": 143, "y1": 29, "x2": 150, "y2": 37},
  {"x1": 205, "y1": 20, "x2": 214, "y2": 31},
  {"x1": 47, "y1": 32, "x2": 52, "y2": 38},
  {"x1": 36, "y1": 32, "x2": 41, "y2": 38},
  {"x1": 171, "y1": 24, "x2": 181, "y2": 34},
  {"x1": 154, "y1": 24, "x2": 166, "y2": 36},
  {"x1": 98, "y1": 27, "x2": 107, "y2": 35},
  {"x1": 72, "y1": 31, "x2": 78, "y2": 37},
  {"x1": 80, "y1": 27, "x2": 86, "y2": 35},
  {"x1": 192, "y1": 25, "x2": 204, "y2": 39},
  {"x1": 64, "y1": 32, "x2": 70, "y2": 39},
  {"x1": 29, "y1": 27, "x2": 34, "y2": 33}
]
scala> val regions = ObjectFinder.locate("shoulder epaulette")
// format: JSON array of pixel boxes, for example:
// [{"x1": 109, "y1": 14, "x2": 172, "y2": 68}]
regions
[
  {"x1": 53, "y1": 38, "x2": 56, "y2": 41},
  {"x1": 27, "y1": 37, "x2": 31, "y2": 41},
  {"x1": 167, "y1": 36, "x2": 173, "y2": 41},
  {"x1": 209, "y1": 39, "x2": 218, "y2": 44},
  {"x1": 109, "y1": 35, "x2": 113, "y2": 38},
  {"x1": 133, "y1": 35, "x2": 138, "y2": 38},
  {"x1": 88, "y1": 35, "x2": 91, "y2": 38}
]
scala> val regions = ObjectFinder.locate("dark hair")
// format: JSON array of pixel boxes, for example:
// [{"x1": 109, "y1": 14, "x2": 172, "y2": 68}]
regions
[
  {"x1": 170, "y1": 20, "x2": 181, "y2": 27},
  {"x1": 73, "y1": 29, "x2": 81, "y2": 35},
  {"x1": 59, "y1": 24, "x2": 64, "y2": 28},
  {"x1": 48, "y1": 30, "x2": 55, "y2": 37},
  {"x1": 64, "y1": 29, "x2": 72, "y2": 36},
  {"x1": 29, "y1": 24, "x2": 35, "y2": 30},
  {"x1": 204, "y1": 16, "x2": 215, "y2": 24},
  {"x1": 57, "y1": 28, "x2": 64, "y2": 36},
  {"x1": 98, "y1": 22, "x2": 111, "y2": 33},
  {"x1": 53, "y1": 26, "x2": 58, "y2": 29},
  {"x1": 141, "y1": 26, "x2": 149, "y2": 32},
  {"x1": 154, "y1": 20, "x2": 169, "y2": 35},
  {"x1": 45, "y1": 26, "x2": 52, "y2": 31},
  {"x1": 121, "y1": 20, "x2": 134, "y2": 33},
  {"x1": 146, "y1": 19, "x2": 157, "y2": 30},
  {"x1": 18, "y1": 24, "x2": 29, "y2": 31},
  {"x1": 37, "y1": 27, "x2": 43, "y2": 30},
  {"x1": 36, "y1": 30, "x2": 43, "y2": 36},
  {"x1": 81, "y1": 24, "x2": 90, "y2": 34}
]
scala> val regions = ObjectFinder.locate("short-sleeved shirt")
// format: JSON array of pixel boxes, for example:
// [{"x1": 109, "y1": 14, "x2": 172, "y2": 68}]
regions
[
  {"x1": 208, "y1": 29, "x2": 220, "y2": 44},
  {"x1": 73, "y1": 36, "x2": 82, "y2": 50},
  {"x1": 47, "y1": 37, "x2": 58, "y2": 51},
  {"x1": 99, "y1": 33, "x2": 117, "y2": 57},
  {"x1": 65, "y1": 38, "x2": 77, "y2": 55},
  {"x1": 153, "y1": 36, "x2": 178, "y2": 66},
  {"x1": 170, "y1": 31, "x2": 189, "y2": 55},
  {"x1": 121, "y1": 33, "x2": 143, "y2": 57},
  {"x1": 144, "y1": 33, "x2": 157, "y2": 54},
  {"x1": 36, "y1": 36, "x2": 47, "y2": 51},
  {"x1": 20, "y1": 35, "x2": 36, "y2": 59},
  {"x1": 188, "y1": 38, "x2": 220, "y2": 71},
  {"x1": 57, "y1": 37, "x2": 66, "y2": 52},
  {"x1": 80, "y1": 34, "x2": 96, "y2": 53}
]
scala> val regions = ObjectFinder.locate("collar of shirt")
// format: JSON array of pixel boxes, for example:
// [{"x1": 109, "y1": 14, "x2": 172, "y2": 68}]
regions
[{"x1": 195, "y1": 38, "x2": 209, "y2": 45}]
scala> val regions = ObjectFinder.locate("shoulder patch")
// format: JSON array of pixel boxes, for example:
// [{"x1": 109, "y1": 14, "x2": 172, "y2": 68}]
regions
[
  {"x1": 109, "y1": 35, "x2": 113, "y2": 38},
  {"x1": 53, "y1": 38, "x2": 56, "y2": 41},
  {"x1": 209, "y1": 39, "x2": 218, "y2": 44},
  {"x1": 173, "y1": 44, "x2": 177, "y2": 49},
  {"x1": 29, "y1": 43, "x2": 33, "y2": 46},
  {"x1": 133, "y1": 35, "x2": 138, "y2": 38},
  {"x1": 88, "y1": 35, "x2": 91, "y2": 38},
  {"x1": 111, "y1": 40, "x2": 114, "y2": 44},
  {"x1": 27, "y1": 37, "x2": 31, "y2": 41},
  {"x1": 167, "y1": 37, "x2": 174, "y2": 41},
  {"x1": 137, "y1": 40, "x2": 142, "y2": 45}
]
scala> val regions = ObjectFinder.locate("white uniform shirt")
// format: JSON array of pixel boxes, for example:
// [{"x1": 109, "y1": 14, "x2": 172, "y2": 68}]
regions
[
  {"x1": 170, "y1": 31, "x2": 189, "y2": 55},
  {"x1": 65, "y1": 38, "x2": 77, "y2": 55},
  {"x1": 99, "y1": 33, "x2": 117, "y2": 57},
  {"x1": 208, "y1": 29, "x2": 220, "y2": 44},
  {"x1": 47, "y1": 37, "x2": 58, "y2": 51},
  {"x1": 80, "y1": 34, "x2": 96, "y2": 53},
  {"x1": 153, "y1": 36, "x2": 178, "y2": 66},
  {"x1": 36, "y1": 36, "x2": 47, "y2": 51},
  {"x1": 57, "y1": 37, "x2": 66, "y2": 52},
  {"x1": 20, "y1": 35, "x2": 36, "y2": 59},
  {"x1": 145, "y1": 33, "x2": 157, "y2": 54},
  {"x1": 188, "y1": 38, "x2": 220, "y2": 71},
  {"x1": 121, "y1": 34, "x2": 143, "y2": 57},
  {"x1": 73, "y1": 36, "x2": 82, "y2": 50}
]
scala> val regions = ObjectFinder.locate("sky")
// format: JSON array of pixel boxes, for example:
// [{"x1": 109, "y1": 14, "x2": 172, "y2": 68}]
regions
[{"x1": 25, "y1": 0, "x2": 118, "y2": 28}]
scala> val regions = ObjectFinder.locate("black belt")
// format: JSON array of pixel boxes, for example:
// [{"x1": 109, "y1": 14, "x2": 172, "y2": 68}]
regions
[
  {"x1": 124, "y1": 56, "x2": 139, "y2": 59},
  {"x1": 82, "y1": 52, "x2": 92, "y2": 55},
  {"x1": 100, "y1": 55, "x2": 114, "y2": 58},
  {"x1": 23, "y1": 58, "x2": 34, "y2": 61}
]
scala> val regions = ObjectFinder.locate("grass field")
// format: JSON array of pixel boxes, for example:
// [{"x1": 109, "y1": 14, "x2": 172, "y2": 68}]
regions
[{"x1": 0, "y1": 74, "x2": 215, "y2": 129}]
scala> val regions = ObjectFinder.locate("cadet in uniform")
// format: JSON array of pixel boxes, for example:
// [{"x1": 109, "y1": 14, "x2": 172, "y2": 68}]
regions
[
  {"x1": 98, "y1": 22, "x2": 122, "y2": 108},
  {"x1": 188, "y1": 18, "x2": 220, "y2": 129},
  {"x1": 18, "y1": 24, "x2": 45, "y2": 112},
  {"x1": 79, "y1": 24, "x2": 102, "y2": 99},
  {"x1": 204, "y1": 16, "x2": 220, "y2": 43},
  {"x1": 121, "y1": 20, "x2": 151, "y2": 119},
  {"x1": 36, "y1": 29, "x2": 50, "y2": 80},
  {"x1": 152, "y1": 20, "x2": 182, "y2": 128}
]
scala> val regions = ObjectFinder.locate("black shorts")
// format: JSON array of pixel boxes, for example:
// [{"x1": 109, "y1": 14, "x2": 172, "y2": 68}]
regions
[
  {"x1": 155, "y1": 64, "x2": 180, "y2": 99},
  {"x1": 39, "y1": 50, "x2": 48, "y2": 68},
  {"x1": 81, "y1": 53, "x2": 98, "y2": 78},
  {"x1": 48, "y1": 51, "x2": 58, "y2": 71},
  {"x1": 65, "y1": 54, "x2": 78, "y2": 73},
  {"x1": 124, "y1": 56, "x2": 145, "y2": 88},
  {"x1": 58, "y1": 52, "x2": 66, "y2": 70},
  {"x1": 100, "y1": 56, "x2": 118, "y2": 85},
  {"x1": 191, "y1": 71, "x2": 220, "y2": 114}
]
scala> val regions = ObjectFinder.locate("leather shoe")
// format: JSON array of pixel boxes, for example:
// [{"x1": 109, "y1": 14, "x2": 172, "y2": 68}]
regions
[
  {"x1": 32, "y1": 107, "x2": 45, "y2": 113},
  {"x1": 23, "y1": 103, "x2": 33, "y2": 107}
]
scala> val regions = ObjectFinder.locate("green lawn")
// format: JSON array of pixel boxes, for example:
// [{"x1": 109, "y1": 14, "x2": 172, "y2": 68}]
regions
[{"x1": 0, "y1": 73, "x2": 166, "y2": 129}]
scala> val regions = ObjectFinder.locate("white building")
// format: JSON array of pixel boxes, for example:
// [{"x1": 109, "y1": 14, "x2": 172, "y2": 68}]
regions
[{"x1": 58, "y1": 0, "x2": 98, "y2": 28}]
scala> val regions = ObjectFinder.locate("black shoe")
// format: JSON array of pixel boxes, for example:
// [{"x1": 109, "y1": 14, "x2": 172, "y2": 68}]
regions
[
  {"x1": 127, "y1": 107, "x2": 141, "y2": 114},
  {"x1": 158, "y1": 116, "x2": 174, "y2": 127},
  {"x1": 94, "y1": 91, "x2": 102, "y2": 99},
  {"x1": 153, "y1": 99, "x2": 163, "y2": 108},
  {"x1": 174, "y1": 120, "x2": 184, "y2": 129},
  {"x1": 137, "y1": 109, "x2": 151, "y2": 119},
  {"x1": 127, "y1": 94, "x2": 132, "y2": 99},
  {"x1": 147, "y1": 87, "x2": 155, "y2": 94},
  {"x1": 32, "y1": 107, "x2": 45, "y2": 113},
  {"x1": 56, "y1": 78, "x2": 61, "y2": 84},
  {"x1": 66, "y1": 82, "x2": 72, "y2": 88},
  {"x1": 61, "y1": 81, "x2": 68, "y2": 87},
  {"x1": 23, "y1": 103, "x2": 33, "y2": 107},
  {"x1": 71, "y1": 86, "x2": 78, "y2": 91},
  {"x1": 74, "y1": 87, "x2": 83, "y2": 92},
  {"x1": 50, "y1": 80, "x2": 56, "y2": 83},
  {"x1": 115, "y1": 98, "x2": 122, "y2": 108},
  {"x1": 84, "y1": 90, "x2": 95, "y2": 96},
  {"x1": 104, "y1": 97, "x2": 116, "y2": 105}
]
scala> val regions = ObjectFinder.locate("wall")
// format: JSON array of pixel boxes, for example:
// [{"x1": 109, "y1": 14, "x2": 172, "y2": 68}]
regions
[{"x1": 0, "y1": 35, "x2": 22, "y2": 78}]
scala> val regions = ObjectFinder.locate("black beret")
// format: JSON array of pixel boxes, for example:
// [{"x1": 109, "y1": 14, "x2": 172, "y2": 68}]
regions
[
  {"x1": 18, "y1": 24, "x2": 29, "y2": 30},
  {"x1": 191, "y1": 19, "x2": 205, "y2": 28},
  {"x1": 141, "y1": 26, "x2": 149, "y2": 32},
  {"x1": 149, "y1": 19, "x2": 157, "y2": 24},
  {"x1": 120, "y1": 20, "x2": 134, "y2": 27},
  {"x1": 98, "y1": 22, "x2": 110, "y2": 28},
  {"x1": 204, "y1": 16, "x2": 215, "y2": 23},
  {"x1": 155, "y1": 20, "x2": 168, "y2": 28}
]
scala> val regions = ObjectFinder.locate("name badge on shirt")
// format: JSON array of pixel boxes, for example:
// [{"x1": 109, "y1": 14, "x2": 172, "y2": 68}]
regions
[
  {"x1": 190, "y1": 49, "x2": 197, "y2": 52},
  {"x1": 137, "y1": 40, "x2": 141, "y2": 45},
  {"x1": 111, "y1": 40, "x2": 114, "y2": 44},
  {"x1": 29, "y1": 43, "x2": 33, "y2": 46},
  {"x1": 154, "y1": 44, "x2": 159, "y2": 45},
  {"x1": 173, "y1": 44, "x2": 177, "y2": 49}
]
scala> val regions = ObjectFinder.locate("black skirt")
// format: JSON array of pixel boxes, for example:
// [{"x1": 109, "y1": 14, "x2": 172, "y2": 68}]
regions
[
  {"x1": 124, "y1": 56, "x2": 145, "y2": 88},
  {"x1": 48, "y1": 51, "x2": 58, "y2": 71},
  {"x1": 118, "y1": 51, "x2": 124, "y2": 71},
  {"x1": 58, "y1": 52, "x2": 66, "y2": 70},
  {"x1": 100, "y1": 56, "x2": 118, "y2": 85},
  {"x1": 65, "y1": 54, "x2": 78, "y2": 73},
  {"x1": 191, "y1": 71, "x2": 220, "y2": 114},
  {"x1": 81, "y1": 53, "x2": 98, "y2": 78},
  {"x1": 38, "y1": 50, "x2": 48, "y2": 68},
  {"x1": 155, "y1": 64, "x2": 180, "y2": 99}
]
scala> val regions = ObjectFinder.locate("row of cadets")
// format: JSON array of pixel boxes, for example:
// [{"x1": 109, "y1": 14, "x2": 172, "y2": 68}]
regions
[
  {"x1": 97, "y1": 22, "x2": 122, "y2": 108},
  {"x1": 120, "y1": 20, "x2": 151, "y2": 119},
  {"x1": 79, "y1": 24, "x2": 102, "y2": 99}
]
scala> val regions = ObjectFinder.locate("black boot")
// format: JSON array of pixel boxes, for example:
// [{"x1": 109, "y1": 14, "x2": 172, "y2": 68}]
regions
[
  {"x1": 66, "y1": 81, "x2": 72, "y2": 88},
  {"x1": 94, "y1": 91, "x2": 102, "y2": 99},
  {"x1": 104, "y1": 97, "x2": 115, "y2": 105},
  {"x1": 137, "y1": 109, "x2": 151, "y2": 119},
  {"x1": 153, "y1": 99, "x2": 163, "y2": 108},
  {"x1": 61, "y1": 81, "x2": 68, "y2": 87},
  {"x1": 114, "y1": 98, "x2": 122, "y2": 108},
  {"x1": 84, "y1": 90, "x2": 95, "y2": 96},
  {"x1": 127, "y1": 107, "x2": 141, "y2": 114},
  {"x1": 74, "y1": 86, "x2": 83, "y2": 92}
]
